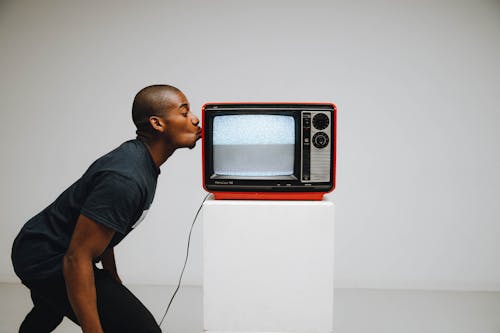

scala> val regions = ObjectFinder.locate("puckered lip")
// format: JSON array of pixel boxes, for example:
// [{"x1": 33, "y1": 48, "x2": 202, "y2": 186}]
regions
[{"x1": 195, "y1": 127, "x2": 202, "y2": 139}]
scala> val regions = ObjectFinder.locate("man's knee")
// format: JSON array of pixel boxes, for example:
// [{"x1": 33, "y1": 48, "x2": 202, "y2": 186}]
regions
[
  {"x1": 143, "y1": 323, "x2": 162, "y2": 333},
  {"x1": 19, "y1": 305, "x2": 64, "y2": 333}
]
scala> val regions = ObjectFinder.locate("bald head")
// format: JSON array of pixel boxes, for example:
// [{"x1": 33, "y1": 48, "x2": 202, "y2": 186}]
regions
[{"x1": 132, "y1": 84, "x2": 183, "y2": 138}]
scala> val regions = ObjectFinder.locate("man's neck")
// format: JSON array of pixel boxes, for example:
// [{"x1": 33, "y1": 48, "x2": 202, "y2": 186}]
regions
[{"x1": 140, "y1": 137, "x2": 176, "y2": 168}]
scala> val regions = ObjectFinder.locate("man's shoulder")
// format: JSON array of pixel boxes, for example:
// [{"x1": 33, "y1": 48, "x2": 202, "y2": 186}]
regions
[
  {"x1": 85, "y1": 139, "x2": 157, "y2": 187},
  {"x1": 92, "y1": 140, "x2": 146, "y2": 171}
]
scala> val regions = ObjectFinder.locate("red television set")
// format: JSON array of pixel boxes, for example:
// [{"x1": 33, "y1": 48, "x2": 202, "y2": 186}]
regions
[{"x1": 202, "y1": 103, "x2": 336, "y2": 200}]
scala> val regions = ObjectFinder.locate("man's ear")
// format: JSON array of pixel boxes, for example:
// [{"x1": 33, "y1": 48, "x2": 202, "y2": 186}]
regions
[{"x1": 149, "y1": 116, "x2": 165, "y2": 133}]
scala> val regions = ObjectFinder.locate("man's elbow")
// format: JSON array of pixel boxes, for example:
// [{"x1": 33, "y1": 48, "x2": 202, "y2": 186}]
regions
[{"x1": 63, "y1": 251, "x2": 93, "y2": 275}]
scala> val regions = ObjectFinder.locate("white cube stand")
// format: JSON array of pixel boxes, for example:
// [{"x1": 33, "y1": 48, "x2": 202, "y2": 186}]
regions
[{"x1": 202, "y1": 196, "x2": 335, "y2": 333}]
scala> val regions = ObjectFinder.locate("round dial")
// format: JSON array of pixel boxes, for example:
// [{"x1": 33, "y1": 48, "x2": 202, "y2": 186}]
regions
[
  {"x1": 312, "y1": 132, "x2": 329, "y2": 149},
  {"x1": 312, "y1": 113, "x2": 329, "y2": 130}
]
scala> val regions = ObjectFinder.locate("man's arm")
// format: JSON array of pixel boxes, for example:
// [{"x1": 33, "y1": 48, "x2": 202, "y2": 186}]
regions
[
  {"x1": 63, "y1": 214, "x2": 115, "y2": 333},
  {"x1": 101, "y1": 247, "x2": 121, "y2": 284}
]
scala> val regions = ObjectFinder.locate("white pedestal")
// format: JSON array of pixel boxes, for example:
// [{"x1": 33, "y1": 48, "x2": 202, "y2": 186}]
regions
[{"x1": 202, "y1": 196, "x2": 335, "y2": 333}]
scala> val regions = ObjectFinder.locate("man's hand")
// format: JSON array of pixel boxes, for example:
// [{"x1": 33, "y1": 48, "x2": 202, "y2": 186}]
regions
[{"x1": 63, "y1": 214, "x2": 115, "y2": 333}]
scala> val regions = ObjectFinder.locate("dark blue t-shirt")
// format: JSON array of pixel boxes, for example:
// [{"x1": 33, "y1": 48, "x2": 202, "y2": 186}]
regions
[{"x1": 11, "y1": 139, "x2": 160, "y2": 281}]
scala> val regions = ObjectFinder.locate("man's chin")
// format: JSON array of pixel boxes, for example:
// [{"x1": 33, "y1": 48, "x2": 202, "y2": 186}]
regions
[{"x1": 188, "y1": 135, "x2": 201, "y2": 149}]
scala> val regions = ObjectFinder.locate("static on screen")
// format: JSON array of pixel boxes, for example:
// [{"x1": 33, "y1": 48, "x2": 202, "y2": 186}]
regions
[{"x1": 213, "y1": 115, "x2": 295, "y2": 177}]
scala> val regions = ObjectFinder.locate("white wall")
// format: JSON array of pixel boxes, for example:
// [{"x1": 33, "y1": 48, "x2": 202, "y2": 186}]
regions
[{"x1": 1, "y1": 0, "x2": 499, "y2": 290}]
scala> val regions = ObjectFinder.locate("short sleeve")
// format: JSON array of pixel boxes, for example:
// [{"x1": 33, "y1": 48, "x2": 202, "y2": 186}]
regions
[{"x1": 80, "y1": 172, "x2": 144, "y2": 234}]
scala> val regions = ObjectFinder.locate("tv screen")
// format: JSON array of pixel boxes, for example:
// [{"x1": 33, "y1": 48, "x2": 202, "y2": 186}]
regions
[{"x1": 213, "y1": 114, "x2": 295, "y2": 177}]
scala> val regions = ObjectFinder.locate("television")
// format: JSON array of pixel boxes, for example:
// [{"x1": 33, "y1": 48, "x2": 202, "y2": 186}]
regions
[{"x1": 202, "y1": 103, "x2": 336, "y2": 200}]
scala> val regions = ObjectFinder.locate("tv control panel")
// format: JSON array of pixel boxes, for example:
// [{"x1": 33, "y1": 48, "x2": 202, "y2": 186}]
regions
[{"x1": 301, "y1": 111, "x2": 332, "y2": 182}]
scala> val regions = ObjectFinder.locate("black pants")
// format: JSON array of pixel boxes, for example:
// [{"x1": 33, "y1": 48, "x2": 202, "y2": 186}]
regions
[{"x1": 19, "y1": 268, "x2": 161, "y2": 333}]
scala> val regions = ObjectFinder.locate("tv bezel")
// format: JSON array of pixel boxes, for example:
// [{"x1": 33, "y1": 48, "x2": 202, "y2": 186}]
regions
[{"x1": 202, "y1": 103, "x2": 336, "y2": 199}]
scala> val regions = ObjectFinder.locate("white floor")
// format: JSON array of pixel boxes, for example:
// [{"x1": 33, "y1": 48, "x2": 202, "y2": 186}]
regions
[{"x1": 1, "y1": 283, "x2": 500, "y2": 333}]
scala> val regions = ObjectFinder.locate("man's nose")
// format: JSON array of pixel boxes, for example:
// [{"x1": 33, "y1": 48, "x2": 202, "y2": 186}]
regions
[{"x1": 191, "y1": 114, "x2": 200, "y2": 126}]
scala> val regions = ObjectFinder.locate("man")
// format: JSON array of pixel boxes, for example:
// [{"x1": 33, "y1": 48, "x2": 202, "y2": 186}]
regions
[{"x1": 11, "y1": 84, "x2": 201, "y2": 333}]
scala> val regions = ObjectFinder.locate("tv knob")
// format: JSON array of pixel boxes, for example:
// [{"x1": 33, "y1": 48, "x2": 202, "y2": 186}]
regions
[
  {"x1": 312, "y1": 132, "x2": 329, "y2": 149},
  {"x1": 312, "y1": 113, "x2": 329, "y2": 130}
]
